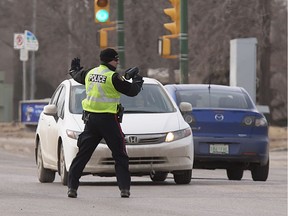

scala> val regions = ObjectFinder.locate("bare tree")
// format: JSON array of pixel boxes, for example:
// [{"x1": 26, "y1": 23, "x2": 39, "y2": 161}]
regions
[
  {"x1": 257, "y1": 0, "x2": 272, "y2": 106},
  {"x1": 0, "y1": 0, "x2": 286, "y2": 124}
]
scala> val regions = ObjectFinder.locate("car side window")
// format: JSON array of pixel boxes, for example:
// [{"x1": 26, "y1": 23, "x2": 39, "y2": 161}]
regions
[
  {"x1": 57, "y1": 86, "x2": 66, "y2": 118},
  {"x1": 50, "y1": 85, "x2": 63, "y2": 105}
]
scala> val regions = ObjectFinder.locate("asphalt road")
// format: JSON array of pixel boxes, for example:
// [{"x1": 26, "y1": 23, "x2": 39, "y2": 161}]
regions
[{"x1": 0, "y1": 141, "x2": 287, "y2": 216}]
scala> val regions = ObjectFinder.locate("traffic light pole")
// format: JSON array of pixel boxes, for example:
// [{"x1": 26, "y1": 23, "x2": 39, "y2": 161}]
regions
[
  {"x1": 117, "y1": 0, "x2": 125, "y2": 70},
  {"x1": 180, "y1": 0, "x2": 188, "y2": 83}
]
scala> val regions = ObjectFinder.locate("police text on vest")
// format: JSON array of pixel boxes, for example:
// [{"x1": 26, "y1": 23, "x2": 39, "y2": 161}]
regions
[{"x1": 89, "y1": 74, "x2": 107, "y2": 83}]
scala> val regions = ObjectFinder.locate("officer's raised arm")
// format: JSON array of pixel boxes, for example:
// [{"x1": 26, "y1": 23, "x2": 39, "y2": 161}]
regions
[{"x1": 68, "y1": 57, "x2": 90, "y2": 85}]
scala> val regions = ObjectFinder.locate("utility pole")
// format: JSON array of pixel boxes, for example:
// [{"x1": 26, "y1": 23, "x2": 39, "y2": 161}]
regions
[
  {"x1": 30, "y1": 0, "x2": 37, "y2": 99},
  {"x1": 117, "y1": 0, "x2": 125, "y2": 70},
  {"x1": 258, "y1": 0, "x2": 271, "y2": 107},
  {"x1": 68, "y1": 0, "x2": 73, "y2": 70},
  {"x1": 179, "y1": 0, "x2": 188, "y2": 83}
]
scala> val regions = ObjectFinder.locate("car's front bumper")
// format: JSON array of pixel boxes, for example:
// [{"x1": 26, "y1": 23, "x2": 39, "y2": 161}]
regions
[{"x1": 69, "y1": 135, "x2": 194, "y2": 176}]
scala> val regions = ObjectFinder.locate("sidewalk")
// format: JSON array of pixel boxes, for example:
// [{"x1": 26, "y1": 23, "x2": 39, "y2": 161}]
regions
[{"x1": 0, "y1": 137, "x2": 35, "y2": 156}]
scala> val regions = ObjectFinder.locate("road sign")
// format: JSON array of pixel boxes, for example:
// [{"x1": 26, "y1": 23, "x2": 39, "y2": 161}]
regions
[
  {"x1": 20, "y1": 49, "x2": 28, "y2": 61},
  {"x1": 14, "y1": 33, "x2": 25, "y2": 49},
  {"x1": 24, "y1": 30, "x2": 39, "y2": 51},
  {"x1": 19, "y1": 99, "x2": 49, "y2": 125}
]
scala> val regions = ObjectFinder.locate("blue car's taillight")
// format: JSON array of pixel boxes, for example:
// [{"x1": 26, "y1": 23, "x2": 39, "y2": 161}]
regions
[
  {"x1": 242, "y1": 116, "x2": 267, "y2": 127},
  {"x1": 183, "y1": 113, "x2": 196, "y2": 124}
]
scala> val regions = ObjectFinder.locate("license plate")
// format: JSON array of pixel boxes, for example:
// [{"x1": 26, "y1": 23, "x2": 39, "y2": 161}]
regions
[{"x1": 209, "y1": 144, "x2": 229, "y2": 154}]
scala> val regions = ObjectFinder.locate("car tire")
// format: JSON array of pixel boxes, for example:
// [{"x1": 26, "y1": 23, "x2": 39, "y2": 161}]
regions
[
  {"x1": 173, "y1": 170, "x2": 192, "y2": 184},
  {"x1": 150, "y1": 172, "x2": 168, "y2": 182},
  {"x1": 226, "y1": 169, "x2": 243, "y2": 180},
  {"x1": 37, "y1": 141, "x2": 55, "y2": 183},
  {"x1": 59, "y1": 144, "x2": 68, "y2": 186},
  {"x1": 251, "y1": 159, "x2": 269, "y2": 181}
]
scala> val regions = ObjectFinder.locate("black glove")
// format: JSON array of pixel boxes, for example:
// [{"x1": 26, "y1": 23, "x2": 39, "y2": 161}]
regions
[
  {"x1": 124, "y1": 67, "x2": 139, "y2": 80},
  {"x1": 132, "y1": 74, "x2": 143, "y2": 82},
  {"x1": 69, "y1": 58, "x2": 83, "y2": 78},
  {"x1": 70, "y1": 57, "x2": 83, "y2": 72},
  {"x1": 132, "y1": 74, "x2": 144, "y2": 88}
]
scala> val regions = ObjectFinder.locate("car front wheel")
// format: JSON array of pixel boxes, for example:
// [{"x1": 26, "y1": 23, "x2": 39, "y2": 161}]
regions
[
  {"x1": 59, "y1": 144, "x2": 68, "y2": 185},
  {"x1": 226, "y1": 169, "x2": 243, "y2": 180},
  {"x1": 150, "y1": 172, "x2": 168, "y2": 182},
  {"x1": 173, "y1": 170, "x2": 192, "y2": 184},
  {"x1": 251, "y1": 159, "x2": 269, "y2": 181},
  {"x1": 37, "y1": 141, "x2": 55, "y2": 183}
]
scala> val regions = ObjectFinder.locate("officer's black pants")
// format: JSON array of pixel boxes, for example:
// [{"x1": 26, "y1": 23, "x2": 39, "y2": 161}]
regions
[{"x1": 68, "y1": 113, "x2": 130, "y2": 191}]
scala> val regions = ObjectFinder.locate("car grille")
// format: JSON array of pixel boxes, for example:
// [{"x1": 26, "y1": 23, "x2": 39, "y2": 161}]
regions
[
  {"x1": 101, "y1": 134, "x2": 167, "y2": 145},
  {"x1": 125, "y1": 134, "x2": 166, "y2": 145},
  {"x1": 100, "y1": 157, "x2": 167, "y2": 165}
]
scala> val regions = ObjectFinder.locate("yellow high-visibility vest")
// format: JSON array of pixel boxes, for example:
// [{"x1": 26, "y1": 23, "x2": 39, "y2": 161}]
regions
[{"x1": 82, "y1": 65, "x2": 120, "y2": 114}]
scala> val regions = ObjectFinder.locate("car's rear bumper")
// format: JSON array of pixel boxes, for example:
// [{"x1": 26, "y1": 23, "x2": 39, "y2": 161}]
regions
[{"x1": 193, "y1": 135, "x2": 269, "y2": 169}]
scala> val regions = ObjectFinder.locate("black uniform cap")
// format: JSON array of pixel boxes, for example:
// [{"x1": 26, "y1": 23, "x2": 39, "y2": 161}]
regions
[{"x1": 100, "y1": 48, "x2": 119, "y2": 63}]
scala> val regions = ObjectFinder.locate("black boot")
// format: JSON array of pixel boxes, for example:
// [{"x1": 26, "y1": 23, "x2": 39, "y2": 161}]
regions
[
  {"x1": 120, "y1": 189, "x2": 130, "y2": 198},
  {"x1": 67, "y1": 188, "x2": 77, "y2": 198}
]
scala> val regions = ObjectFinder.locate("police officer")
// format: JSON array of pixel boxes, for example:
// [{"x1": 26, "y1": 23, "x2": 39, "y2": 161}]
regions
[{"x1": 67, "y1": 48, "x2": 143, "y2": 198}]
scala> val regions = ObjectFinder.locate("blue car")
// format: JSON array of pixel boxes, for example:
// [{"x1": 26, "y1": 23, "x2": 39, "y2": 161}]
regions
[{"x1": 165, "y1": 84, "x2": 269, "y2": 181}]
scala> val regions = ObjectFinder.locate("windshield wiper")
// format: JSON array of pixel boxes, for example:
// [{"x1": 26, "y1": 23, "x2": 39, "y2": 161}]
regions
[{"x1": 124, "y1": 110, "x2": 162, "y2": 113}]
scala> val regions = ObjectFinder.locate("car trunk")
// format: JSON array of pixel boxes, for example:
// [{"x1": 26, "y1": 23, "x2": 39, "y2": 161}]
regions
[{"x1": 190, "y1": 109, "x2": 254, "y2": 137}]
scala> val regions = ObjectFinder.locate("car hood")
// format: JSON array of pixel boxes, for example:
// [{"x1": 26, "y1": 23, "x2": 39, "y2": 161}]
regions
[
  {"x1": 121, "y1": 112, "x2": 180, "y2": 134},
  {"x1": 70, "y1": 112, "x2": 184, "y2": 135}
]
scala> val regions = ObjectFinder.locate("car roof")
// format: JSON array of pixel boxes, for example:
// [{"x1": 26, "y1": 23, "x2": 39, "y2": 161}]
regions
[
  {"x1": 66, "y1": 77, "x2": 160, "y2": 86},
  {"x1": 165, "y1": 84, "x2": 245, "y2": 93}
]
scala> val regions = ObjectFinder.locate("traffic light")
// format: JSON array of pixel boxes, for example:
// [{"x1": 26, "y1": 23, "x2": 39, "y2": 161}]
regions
[
  {"x1": 98, "y1": 26, "x2": 116, "y2": 48},
  {"x1": 158, "y1": 36, "x2": 178, "y2": 59},
  {"x1": 158, "y1": 37, "x2": 171, "y2": 56},
  {"x1": 163, "y1": 0, "x2": 180, "y2": 35},
  {"x1": 99, "y1": 29, "x2": 108, "y2": 48},
  {"x1": 94, "y1": 0, "x2": 110, "y2": 23}
]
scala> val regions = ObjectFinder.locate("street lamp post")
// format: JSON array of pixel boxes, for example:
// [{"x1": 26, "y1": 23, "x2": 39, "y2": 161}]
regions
[
  {"x1": 117, "y1": 0, "x2": 125, "y2": 70},
  {"x1": 179, "y1": 0, "x2": 188, "y2": 83}
]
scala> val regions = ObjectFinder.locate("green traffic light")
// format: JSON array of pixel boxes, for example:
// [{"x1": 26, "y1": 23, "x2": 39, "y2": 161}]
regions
[{"x1": 96, "y1": 9, "x2": 109, "y2": 22}]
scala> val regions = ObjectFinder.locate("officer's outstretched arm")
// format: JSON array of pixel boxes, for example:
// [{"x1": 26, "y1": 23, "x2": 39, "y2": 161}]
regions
[
  {"x1": 127, "y1": 75, "x2": 144, "y2": 96},
  {"x1": 112, "y1": 73, "x2": 143, "y2": 97}
]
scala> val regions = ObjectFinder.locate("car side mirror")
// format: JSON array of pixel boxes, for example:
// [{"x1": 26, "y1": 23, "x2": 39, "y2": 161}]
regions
[
  {"x1": 179, "y1": 102, "x2": 192, "y2": 112},
  {"x1": 43, "y1": 104, "x2": 57, "y2": 116}
]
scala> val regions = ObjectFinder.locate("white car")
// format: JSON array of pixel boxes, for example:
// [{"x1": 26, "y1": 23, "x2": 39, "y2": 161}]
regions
[{"x1": 35, "y1": 78, "x2": 193, "y2": 185}]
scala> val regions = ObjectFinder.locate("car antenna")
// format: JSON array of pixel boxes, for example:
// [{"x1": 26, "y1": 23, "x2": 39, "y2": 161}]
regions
[{"x1": 208, "y1": 74, "x2": 211, "y2": 93}]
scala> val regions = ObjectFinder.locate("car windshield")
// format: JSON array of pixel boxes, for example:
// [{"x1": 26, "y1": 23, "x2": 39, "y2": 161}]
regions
[
  {"x1": 121, "y1": 83, "x2": 175, "y2": 113},
  {"x1": 70, "y1": 83, "x2": 175, "y2": 114},
  {"x1": 176, "y1": 89, "x2": 250, "y2": 109}
]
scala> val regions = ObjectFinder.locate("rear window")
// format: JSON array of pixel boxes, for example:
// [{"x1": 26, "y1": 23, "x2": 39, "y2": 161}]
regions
[{"x1": 176, "y1": 89, "x2": 250, "y2": 109}]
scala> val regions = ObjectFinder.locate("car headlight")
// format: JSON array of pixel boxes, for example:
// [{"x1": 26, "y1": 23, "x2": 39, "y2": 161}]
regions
[
  {"x1": 66, "y1": 129, "x2": 81, "y2": 140},
  {"x1": 165, "y1": 128, "x2": 192, "y2": 142}
]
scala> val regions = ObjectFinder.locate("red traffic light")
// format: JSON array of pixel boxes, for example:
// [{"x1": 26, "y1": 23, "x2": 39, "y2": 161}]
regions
[{"x1": 96, "y1": 0, "x2": 108, "y2": 7}]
